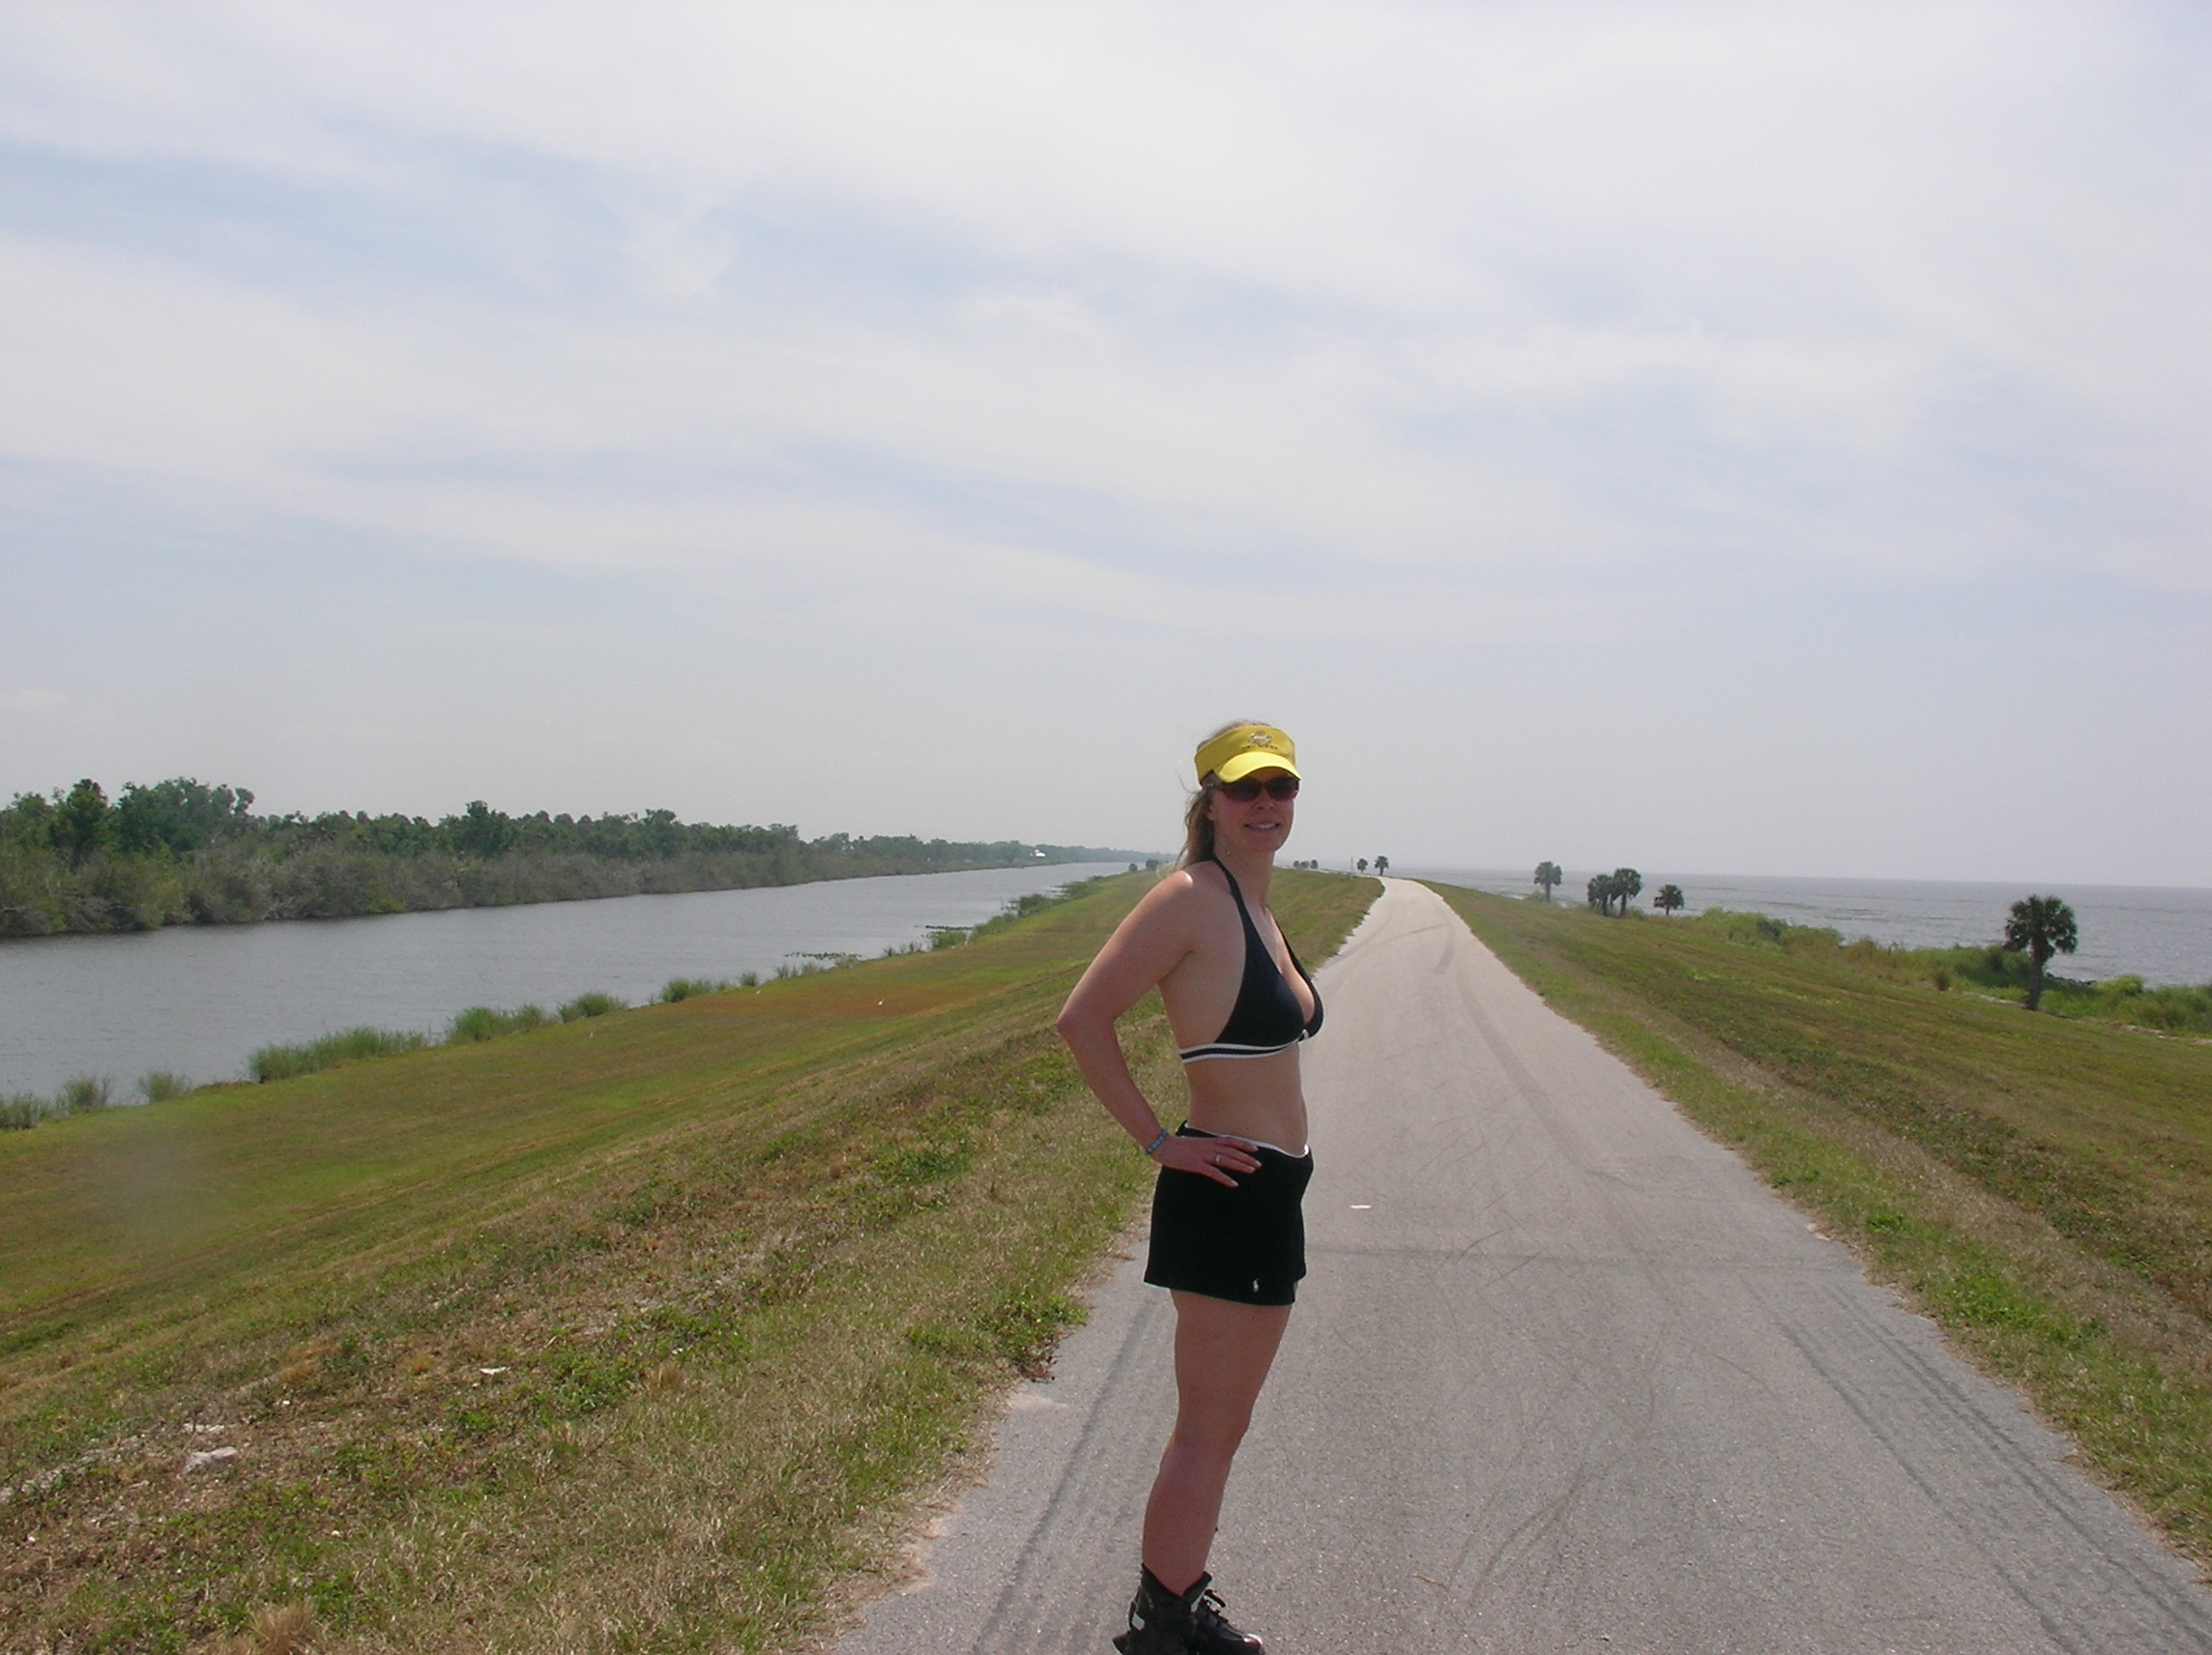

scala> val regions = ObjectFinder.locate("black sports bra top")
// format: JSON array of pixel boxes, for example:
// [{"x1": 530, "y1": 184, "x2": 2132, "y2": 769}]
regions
[{"x1": 1178, "y1": 857, "x2": 1324, "y2": 1063}]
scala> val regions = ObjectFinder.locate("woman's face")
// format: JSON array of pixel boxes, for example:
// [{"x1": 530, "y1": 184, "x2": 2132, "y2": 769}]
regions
[{"x1": 1208, "y1": 768, "x2": 1296, "y2": 857}]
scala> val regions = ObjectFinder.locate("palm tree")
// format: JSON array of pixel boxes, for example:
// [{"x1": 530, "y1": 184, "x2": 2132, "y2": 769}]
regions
[
  {"x1": 1586, "y1": 873, "x2": 1615, "y2": 915},
  {"x1": 1375, "y1": 855, "x2": 1389, "y2": 876},
  {"x1": 1654, "y1": 883, "x2": 1684, "y2": 915},
  {"x1": 1356, "y1": 857, "x2": 1369, "y2": 875},
  {"x1": 1534, "y1": 860, "x2": 1562, "y2": 901},
  {"x1": 2002, "y1": 895, "x2": 2079, "y2": 1011},
  {"x1": 1612, "y1": 867, "x2": 1642, "y2": 915}
]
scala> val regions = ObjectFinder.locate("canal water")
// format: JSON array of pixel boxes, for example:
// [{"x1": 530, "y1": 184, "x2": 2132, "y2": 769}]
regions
[{"x1": 0, "y1": 862, "x2": 1131, "y2": 1098}]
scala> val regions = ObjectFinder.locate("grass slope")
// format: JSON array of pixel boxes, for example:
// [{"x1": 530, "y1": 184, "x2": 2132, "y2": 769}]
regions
[
  {"x1": 1430, "y1": 885, "x2": 2212, "y2": 1575},
  {"x1": 0, "y1": 869, "x2": 1378, "y2": 1654}
]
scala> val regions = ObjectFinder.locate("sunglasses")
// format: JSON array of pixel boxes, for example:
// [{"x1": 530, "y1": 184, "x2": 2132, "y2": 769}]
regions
[{"x1": 1216, "y1": 774, "x2": 1300, "y2": 802}]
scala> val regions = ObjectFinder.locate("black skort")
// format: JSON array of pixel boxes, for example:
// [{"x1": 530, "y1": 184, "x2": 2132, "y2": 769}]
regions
[{"x1": 1145, "y1": 1124, "x2": 1316, "y2": 1307}]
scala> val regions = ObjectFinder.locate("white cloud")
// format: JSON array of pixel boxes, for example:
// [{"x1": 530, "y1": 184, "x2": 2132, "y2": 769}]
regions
[
  {"x1": 4, "y1": 5, "x2": 2204, "y2": 592},
  {"x1": 1, "y1": 2, "x2": 2206, "y2": 879}
]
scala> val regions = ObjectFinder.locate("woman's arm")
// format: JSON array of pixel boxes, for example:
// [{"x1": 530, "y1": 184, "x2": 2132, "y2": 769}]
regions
[{"x1": 1055, "y1": 875, "x2": 1260, "y2": 1187}]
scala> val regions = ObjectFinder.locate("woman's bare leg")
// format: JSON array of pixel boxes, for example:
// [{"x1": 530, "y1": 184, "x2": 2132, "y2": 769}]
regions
[{"x1": 1141, "y1": 1292, "x2": 1294, "y2": 1592}]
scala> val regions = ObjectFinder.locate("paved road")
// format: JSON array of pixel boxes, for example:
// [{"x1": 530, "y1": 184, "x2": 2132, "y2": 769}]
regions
[{"x1": 839, "y1": 880, "x2": 2212, "y2": 1653}]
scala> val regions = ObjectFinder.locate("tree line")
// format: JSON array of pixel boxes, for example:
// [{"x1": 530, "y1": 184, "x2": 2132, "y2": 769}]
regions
[{"x1": 0, "y1": 776, "x2": 1123, "y2": 939}]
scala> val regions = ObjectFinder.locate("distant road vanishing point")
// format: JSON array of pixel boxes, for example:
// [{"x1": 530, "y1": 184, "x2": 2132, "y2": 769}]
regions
[{"x1": 840, "y1": 879, "x2": 2212, "y2": 1654}]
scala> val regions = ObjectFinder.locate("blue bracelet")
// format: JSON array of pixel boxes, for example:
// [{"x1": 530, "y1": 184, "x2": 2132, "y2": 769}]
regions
[{"x1": 1142, "y1": 1126, "x2": 1171, "y2": 1158}]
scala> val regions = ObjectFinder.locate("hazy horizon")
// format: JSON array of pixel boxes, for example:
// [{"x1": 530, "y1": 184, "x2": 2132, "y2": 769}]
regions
[{"x1": 5, "y1": 5, "x2": 2207, "y2": 888}]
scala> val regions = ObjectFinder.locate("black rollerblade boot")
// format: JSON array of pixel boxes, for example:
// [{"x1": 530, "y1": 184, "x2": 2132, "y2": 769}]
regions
[{"x1": 1113, "y1": 1566, "x2": 1266, "y2": 1654}]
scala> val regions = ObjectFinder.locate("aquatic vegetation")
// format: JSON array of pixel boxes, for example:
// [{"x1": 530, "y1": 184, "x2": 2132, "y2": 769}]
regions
[
  {"x1": 558, "y1": 991, "x2": 627, "y2": 1022},
  {"x1": 249, "y1": 1027, "x2": 430, "y2": 1083}
]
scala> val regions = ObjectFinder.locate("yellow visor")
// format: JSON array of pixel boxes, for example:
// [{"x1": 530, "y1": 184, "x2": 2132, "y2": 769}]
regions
[{"x1": 1195, "y1": 724, "x2": 1300, "y2": 786}]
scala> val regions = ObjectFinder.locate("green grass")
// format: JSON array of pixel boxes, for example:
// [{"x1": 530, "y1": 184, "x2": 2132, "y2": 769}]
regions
[
  {"x1": 0, "y1": 867, "x2": 1378, "y2": 1653},
  {"x1": 1430, "y1": 884, "x2": 2212, "y2": 1573},
  {"x1": 1692, "y1": 906, "x2": 2212, "y2": 1034}
]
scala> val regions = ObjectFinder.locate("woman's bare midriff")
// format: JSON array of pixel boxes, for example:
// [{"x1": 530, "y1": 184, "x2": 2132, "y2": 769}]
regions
[{"x1": 1182, "y1": 1047, "x2": 1308, "y2": 1153}]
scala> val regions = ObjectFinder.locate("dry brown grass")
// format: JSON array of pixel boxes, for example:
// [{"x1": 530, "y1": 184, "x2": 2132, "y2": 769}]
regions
[{"x1": 207, "y1": 1601, "x2": 321, "y2": 1655}]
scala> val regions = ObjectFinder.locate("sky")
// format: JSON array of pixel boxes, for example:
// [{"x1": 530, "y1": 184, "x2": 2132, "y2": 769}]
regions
[{"x1": 2, "y1": 3, "x2": 2207, "y2": 886}]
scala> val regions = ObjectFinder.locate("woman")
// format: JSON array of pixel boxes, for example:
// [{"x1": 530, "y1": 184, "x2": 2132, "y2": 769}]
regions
[{"x1": 1056, "y1": 721, "x2": 1323, "y2": 1655}]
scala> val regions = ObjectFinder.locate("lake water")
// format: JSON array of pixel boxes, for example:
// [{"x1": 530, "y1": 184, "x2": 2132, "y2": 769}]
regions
[
  {"x1": 0, "y1": 862, "x2": 1131, "y2": 1099},
  {"x1": 1406, "y1": 867, "x2": 2212, "y2": 989}
]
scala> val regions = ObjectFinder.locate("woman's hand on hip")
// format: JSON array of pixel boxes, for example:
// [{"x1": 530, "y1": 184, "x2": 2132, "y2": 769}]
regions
[{"x1": 1156, "y1": 1134, "x2": 1261, "y2": 1187}]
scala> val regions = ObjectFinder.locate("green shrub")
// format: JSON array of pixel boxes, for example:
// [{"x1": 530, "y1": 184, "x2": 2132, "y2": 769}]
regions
[
  {"x1": 557, "y1": 991, "x2": 627, "y2": 1022},
  {"x1": 2075, "y1": 976, "x2": 2212, "y2": 1034},
  {"x1": 449, "y1": 1005, "x2": 502, "y2": 1042},
  {"x1": 249, "y1": 1002, "x2": 570, "y2": 1078},
  {"x1": 137, "y1": 1070, "x2": 193, "y2": 1104},
  {"x1": 0, "y1": 1092, "x2": 56, "y2": 1130},
  {"x1": 658, "y1": 977, "x2": 732, "y2": 1003},
  {"x1": 251, "y1": 1027, "x2": 429, "y2": 1082},
  {"x1": 449, "y1": 1004, "x2": 550, "y2": 1043},
  {"x1": 771, "y1": 957, "x2": 846, "y2": 981},
  {"x1": 965, "y1": 878, "x2": 1104, "y2": 944},
  {"x1": 60, "y1": 1074, "x2": 114, "y2": 1115},
  {"x1": 1694, "y1": 909, "x2": 1835, "y2": 950}
]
